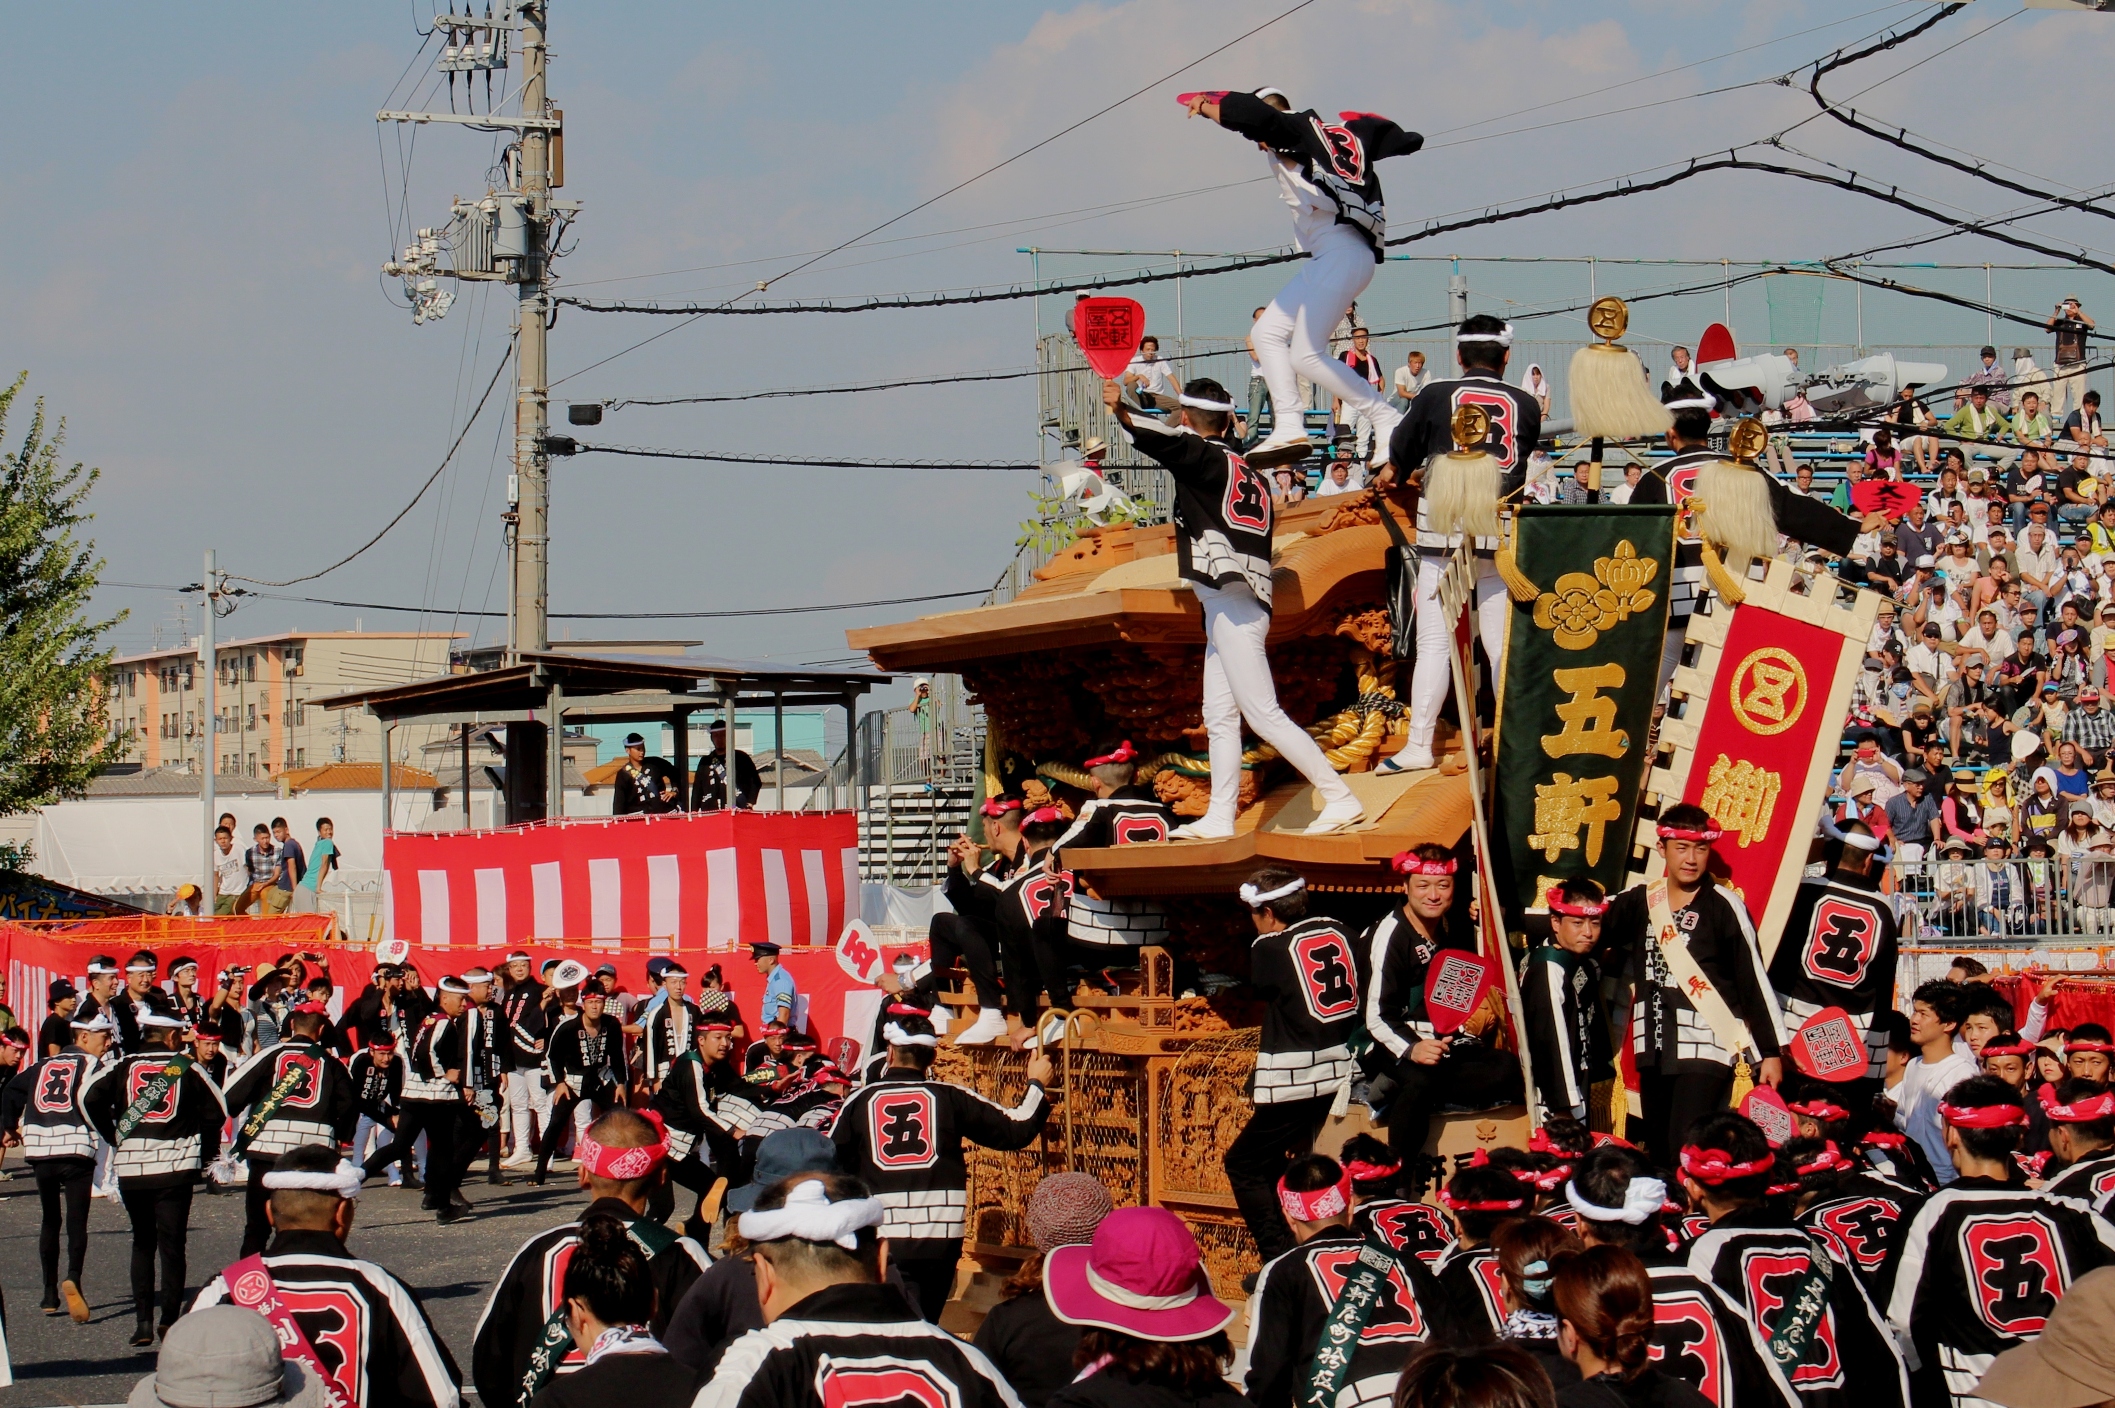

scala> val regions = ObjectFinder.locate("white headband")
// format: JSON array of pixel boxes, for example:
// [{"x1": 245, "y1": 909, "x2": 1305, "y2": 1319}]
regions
[
  {"x1": 1239, "y1": 877, "x2": 1306, "y2": 907},
  {"x1": 1664, "y1": 395, "x2": 1715, "y2": 411},
  {"x1": 1564, "y1": 1176, "x2": 1667, "y2": 1225},
  {"x1": 1456, "y1": 323, "x2": 1515, "y2": 347},
  {"x1": 738, "y1": 1177, "x2": 886, "y2": 1250},
  {"x1": 138, "y1": 1012, "x2": 186, "y2": 1029},
  {"x1": 1179, "y1": 393, "x2": 1238, "y2": 412},
  {"x1": 883, "y1": 1022, "x2": 938, "y2": 1048},
  {"x1": 262, "y1": 1160, "x2": 365, "y2": 1200},
  {"x1": 1840, "y1": 831, "x2": 1883, "y2": 852}
]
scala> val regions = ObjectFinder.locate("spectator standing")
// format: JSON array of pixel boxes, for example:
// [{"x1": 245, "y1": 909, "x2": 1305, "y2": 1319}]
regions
[
  {"x1": 752, "y1": 942, "x2": 797, "y2": 1029},
  {"x1": 240, "y1": 824, "x2": 277, "y2": 916},
  {"x1": 264, "y1": 817, "x2": 305, "y2": 916},
  {"x1": 293, "y1": 818, "x2": 337, "y2": 914},
  {"x1": 691, "y1": 723, "x2": 761, "y2": 811},
  {"x1": 1967, "y1": 345, "x2": 2013, "y2": 409},
  {"x1": 210, "y1": 826, "x2": 246, "y2": 915},
  {"x1": 1890, "y1": 980, "x2": 1981, "y2": 1185},
  {"x1": 1335, "y1": 327, "x2": 1386, "y2": 459},
  {"x1": 1394, "y1": 348, "x2": 1430, "y2": 408},
  {"x1": 611, "y1": 734, "x2": 681, "y2": 816},
  {"x1": 2049, "y1": 297, "x2": 2096, "y2": 419},
  {"x1": 1246, "y1": 307, "x2": 1271, "y2": 436}
]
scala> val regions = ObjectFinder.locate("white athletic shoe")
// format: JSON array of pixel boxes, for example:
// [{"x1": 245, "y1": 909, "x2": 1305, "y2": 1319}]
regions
[
  {"x1": 1303, "y1": 796, "x2": 1368, "y2": 835},
  {"x1": 954, "y1": 1008, "x2": 1010, "y2": 1046},
  {"x1": 1246, "y1": 427, "x2": 1314, "y2": 468},
  {"x1": 1170, "y1": 820, "x2": 1236, "y2": 841},
  {"x1": 502, "y1": 1154, "x2": 536, "y2": 1169}
]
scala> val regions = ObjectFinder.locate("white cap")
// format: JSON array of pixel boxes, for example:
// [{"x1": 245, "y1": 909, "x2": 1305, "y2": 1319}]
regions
[
  {"x1": 1254, "y1": 86, "x2": 1289, "y2": 105},
  {"x1": 70, "y1": 1011, "x2": 117, "y2": 1034},
  {"x1": 1916, "y1": 554, "x2": 1936, "y2": 568},
  {"x1": 550, "y1": 959, "x2": 591, "y2": 989}
]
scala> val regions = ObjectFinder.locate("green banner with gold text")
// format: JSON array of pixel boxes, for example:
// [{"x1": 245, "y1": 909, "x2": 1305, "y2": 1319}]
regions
[{"x1": 1491, "y1": 504, "x2": 1676, "y2": 928}]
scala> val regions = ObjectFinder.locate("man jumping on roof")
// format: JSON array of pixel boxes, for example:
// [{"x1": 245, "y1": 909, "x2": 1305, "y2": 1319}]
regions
[{"x1": 1181, "y1": 87, "x2": 1424, "y2": 473}]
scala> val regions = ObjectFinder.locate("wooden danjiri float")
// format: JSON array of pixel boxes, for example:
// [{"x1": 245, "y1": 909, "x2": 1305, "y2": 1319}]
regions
[{"x1": 847, "y1": 492, "x2": 1529, "y2": 1308}]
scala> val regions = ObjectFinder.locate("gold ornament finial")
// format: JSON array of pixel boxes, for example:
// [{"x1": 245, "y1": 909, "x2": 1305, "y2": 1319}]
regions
[
  {"x1": 1728, "y1": 418, "x2": 1768, "y2": 465},
  {"x1": 1449, "y1": 404, "x2": 1491, "y2": 455},
  {"x1": 1586, "y1": 296, "x2": 1629, "y2": 345}
]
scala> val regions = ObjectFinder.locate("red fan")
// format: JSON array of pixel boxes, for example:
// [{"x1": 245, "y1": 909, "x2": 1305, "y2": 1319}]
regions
[
  {"x1": 828, "y1": 1036, "x2": 862, "y2": 1074},
  {"x1": 1741, "y1": 1085, "x2": 1795, "y2": 1148},
  {"x1": 1788, "y1": 1007, "x2": 1870, "y2": 1083},
  {"x1": 1423, "y1": 950, "x2": 1499, "y2": 1036},
  {"x1": 1851, "y1": 478, "x2": 1922, "y2": 521},
  {"x1": 1073, "y1": 297, "x2": 1147, "y2": 380},
  {"x1": 1696, "y1": 322, "x2": 1737, "y2": 366}
]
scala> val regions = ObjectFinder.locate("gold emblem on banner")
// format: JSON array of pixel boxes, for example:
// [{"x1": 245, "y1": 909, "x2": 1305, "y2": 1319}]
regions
[
  {"x1": 1528, "y1": 772, "x2": 1624, "y2": 864},
  {"x1": 1728, "y1": 647, "x2": 1808, "y2": 735},
  {"x1": 1530, "y1": 541, "x2": 1660, "y2": 651},
  {"x1": 1542, "y1": 664, "x2": 1630, "y2": 759},
  {"x1": 1697, "y1": 754, "x2": 1782, "y2": 849}
]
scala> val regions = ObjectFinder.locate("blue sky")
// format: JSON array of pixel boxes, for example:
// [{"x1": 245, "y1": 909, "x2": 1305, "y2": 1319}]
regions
[{"x1": 4, "y1": 1, "x2": 2110, "y2": 675}]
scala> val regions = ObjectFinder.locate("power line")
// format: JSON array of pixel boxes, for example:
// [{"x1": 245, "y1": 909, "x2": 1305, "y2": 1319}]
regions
[
  {"x1": 568, "y1": 443, "x2": 1041, "y2": 472},
  {"x1": 549, "y1": 1, "x2": 1314, "y2": 385},
  {"x1": 744, "y1": 0, "x2": 1316, "y2": 299},
  {"x1": 608, "y1": 365, "x2": 1046, "y2": 408},
  {"x1": 227, "y1": 334, "x2": 516, "y2": 588},
  {"x1": 100, "y1": 581, "x2": 990, "y2": 620}
]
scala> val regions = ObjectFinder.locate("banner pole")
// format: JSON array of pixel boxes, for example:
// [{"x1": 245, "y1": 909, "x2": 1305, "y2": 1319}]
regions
[{"x1": 1439, "y1": 544, "x2": 1541, "y2": 1127}]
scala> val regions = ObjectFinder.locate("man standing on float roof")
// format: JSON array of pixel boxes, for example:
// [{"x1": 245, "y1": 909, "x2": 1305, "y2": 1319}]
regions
[
  {"x1": 1181, "y1": 87, "x2": 1423, "y2": 474},
  {"x1": 1103, "y1": 378, "x2": 1366, "y2": 838}
]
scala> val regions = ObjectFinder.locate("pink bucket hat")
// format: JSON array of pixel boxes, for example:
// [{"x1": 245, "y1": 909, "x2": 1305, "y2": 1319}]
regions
[{"x1": 1043, "y1": 1206, "x2": 1233, "y2": 1340}]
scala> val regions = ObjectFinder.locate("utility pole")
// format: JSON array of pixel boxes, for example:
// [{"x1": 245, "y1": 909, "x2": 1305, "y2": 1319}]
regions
[
  {"x1": 201, "y1": 548, "x2": 216, "y2": 905},
  {"x1": 512, "y1": 1, "x2": 552, "y2": 660},
  {"x1": 379, "y1": 3, "x2": 572, "y2": 665}
]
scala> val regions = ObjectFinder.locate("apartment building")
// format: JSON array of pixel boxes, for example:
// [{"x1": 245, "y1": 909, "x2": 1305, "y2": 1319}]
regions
[{"x1": 105, "y1": 631, "x2": 461, "y2": 778}]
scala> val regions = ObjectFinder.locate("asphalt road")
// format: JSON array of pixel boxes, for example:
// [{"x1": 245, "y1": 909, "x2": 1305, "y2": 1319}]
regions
[{"x1": 0, "y1": 1167, "x2": 592, "y2": 1408}]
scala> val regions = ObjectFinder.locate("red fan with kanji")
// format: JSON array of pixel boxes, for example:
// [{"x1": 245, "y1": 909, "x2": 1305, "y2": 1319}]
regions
[
  {"x1": 1073, "y1": 297, "x2": 1147, "y2": 379},
  {"x1": 1741, "y1": 1085, "x2": 1796, "y2": 1148},
  {"x1": 1423, "y1": 950, "x2": 1499, "y2": 1036},
  {"x1": 1851, "y1": 478, "x2": 1923, "y2": 521},
  {"x1": 1788, "y1": 1006, "x2": 1870, "y2": 1083}
]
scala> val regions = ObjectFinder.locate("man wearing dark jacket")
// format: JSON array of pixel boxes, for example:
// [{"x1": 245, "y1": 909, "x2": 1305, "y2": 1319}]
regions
[
  {"x1": 689, "y1": 1172, "x2": 1018, "y2": 1408},
  {"x1": 471, "y1": 1109, "x2": 708, "y2": 1408},
  {"x1": 80, "y1": 1011, "x2": 228, "y2": 1343},
  {"x1": 193, "y1": 1142, "x2": 462, "y2": 1408},
  {"x1": 611, "y1": 733, "x2": 682, "y2": 815},
  {"x1": 690, "y1": 723, "x2": 761, "y2": 811},
  {"x1": 221, "y1": 1003, "x2": 359, "y2": 1257}
]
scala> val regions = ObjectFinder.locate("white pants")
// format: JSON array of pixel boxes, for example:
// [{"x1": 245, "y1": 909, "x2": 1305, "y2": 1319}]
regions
[
  {"x1": 1253, "y1": 227, "x2": 1387, "y2": 439},
  {"x1": 1198, "y1": 583, "x2": 1356, "y2": 830},
  {"x1": 1398, "y1": 555, "x2": 1509, "y2": 758},
  {"x1": 353, "y1": 1115, "x2": 409, "y2": 1182},
  {"x1": 504, "y1": 1069, "x2": 552, "y2": 1154},
  {"x1": 1347, "y1": 404, "x2": 1382, "y2": 460},
  {"x1": 2051, "y1": 363, "x2": 2088, "y2": 420}
]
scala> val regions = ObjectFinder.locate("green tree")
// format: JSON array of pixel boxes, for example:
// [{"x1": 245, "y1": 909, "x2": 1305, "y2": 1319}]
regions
[{"x1": 0, "y1": 373, "x2": 123, "y2": 843}]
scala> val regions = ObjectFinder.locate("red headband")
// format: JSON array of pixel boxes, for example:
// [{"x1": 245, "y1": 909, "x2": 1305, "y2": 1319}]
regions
[
  {"x1": 2039, "y1": 1082, "x2": 2115, "y2": 1122},
  {"x1": 293, "y1": 1002, "x2": 329, "y2": 1016},
  {"x1": 0, "y1": 1029, "x2": 28, "y2": 1050},
  {"x1": 1658, "y1": 822, "x2": 1724, "y2": 842},
  {"x1": 980, "y1": 797, "x2": 1022, "y2": 818},
  {"x1": 1391, "y1": 852, "x2": 1458, "y2": 876},
  {"x1": 1981, "y1": 1037, "x2": 2039, "y2": 1059},
  {"x1": 1277, "y1": 1170, "x2": 1353, "y2": 1223},
  {"x1": 1939, "y1": 1100, "x2": 2029, "y2": 1129},
  {"x1": 1861, "y1": 1130, "x2": 1909, "y2": 1150},
  {"x1": 1526, "y1": 1163, "x2": 1575, "y2": 1192},
  {"x1": 574, "y1": 1129, "x2": 666, "y2": 1181},
  {"x1": 1547, "y1": 896, "x2": 1607, "y2": 918},
  {"x1": 1344, "y1": 1155, "x2": 1402, "y2": 1183},
  {"x1": 1786, "y1": 1099, "x2": 1849, "y2": 1122},
  {"x1": 1679, "y1": 1146, "x2": 1776, "y2": 1184},
  {"x1": 2016, "y1": 1150, "x2": 2053, "y2": 1180},
  {"x1": 2066, "y1": 1039, "x2": 2115, "y2": 1055},
  {"x1": 1025, "y1": 804, "x2": 1067, "y2": 826},
  {"x1": 1795, "y1": 1143, "x2": 1853, "y2": 1177},
  {"x1": 699, "y1": 1019, "x2": 735, "y2": 1033},
  {"x1": 885, "y1": 1001, "x2": 929, "y2": 1017},
  {"x1": 1084, "y1": 741, "x2": 1136, "y2": 768},
  {"x1": 1440, "y1": 1189, "x2": 1526, "y2": 1213},
  {"x1": 1527, "y1": 1129, "x2": 1590, "y2": 1158}
]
